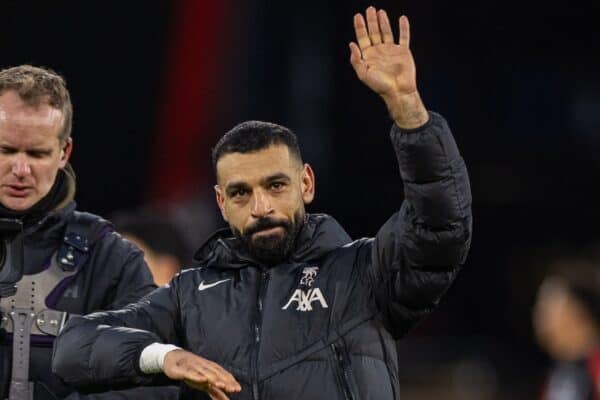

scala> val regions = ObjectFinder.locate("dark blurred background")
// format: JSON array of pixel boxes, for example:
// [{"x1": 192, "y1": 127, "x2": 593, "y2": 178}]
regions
[{"x1": 2, "y1": 1, "x2": 599, "y2": 398}]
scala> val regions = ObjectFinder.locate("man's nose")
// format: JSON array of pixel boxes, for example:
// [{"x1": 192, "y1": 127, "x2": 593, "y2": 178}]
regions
[
  {"x1": 251, "y1": 190, "x2": 273, "y2": 218},
  {"x1": 12, "y1": 154, "x2": 31, "y2": 177}
]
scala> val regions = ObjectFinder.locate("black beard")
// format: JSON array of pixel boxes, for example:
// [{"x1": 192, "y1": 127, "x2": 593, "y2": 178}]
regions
[{"x1": 233, "y1": 210, "x2": 304, "y2": 266}]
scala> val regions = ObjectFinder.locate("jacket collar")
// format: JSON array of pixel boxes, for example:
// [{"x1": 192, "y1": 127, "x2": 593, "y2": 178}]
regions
[
  {"x1": 23, "y1": 200, "x2": 77, "y2": 236},
  {"x1": 194, "y1": 213, "x2": 352, "y2": 269}
]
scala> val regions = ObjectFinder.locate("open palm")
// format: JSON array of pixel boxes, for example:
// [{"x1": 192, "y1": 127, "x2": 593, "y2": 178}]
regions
[{"x1": 350, "y1": 7, "x2": 417, "y2": 98}]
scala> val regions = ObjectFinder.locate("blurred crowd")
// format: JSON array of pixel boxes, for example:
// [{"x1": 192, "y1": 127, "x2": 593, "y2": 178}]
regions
[{"x1": 393, "y1": 242, "x2": 600, "y2": 400}]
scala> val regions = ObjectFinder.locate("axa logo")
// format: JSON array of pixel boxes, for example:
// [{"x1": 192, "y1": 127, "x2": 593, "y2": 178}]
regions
[{"x1": 282, "y1": 288, "x2": 328, "y2": 312}]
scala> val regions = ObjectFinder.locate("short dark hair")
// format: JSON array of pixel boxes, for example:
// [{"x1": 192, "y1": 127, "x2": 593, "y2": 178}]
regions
[
  {"x1": 0, "y1": 65, "x2": 72, "y2": 143},
  {"x1": 211, "y1": 121, "x2": 303, "y2": 172}
]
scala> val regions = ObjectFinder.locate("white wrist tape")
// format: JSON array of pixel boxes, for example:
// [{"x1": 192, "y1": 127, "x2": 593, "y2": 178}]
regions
[{"x1": 139, "y1": 343, "x2": 181, "y2": 374}]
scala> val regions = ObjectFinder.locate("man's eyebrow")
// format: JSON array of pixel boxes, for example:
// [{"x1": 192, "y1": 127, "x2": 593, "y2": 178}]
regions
[{"x1": 262, "y1": 173, "x2": 291, "y2": 184}]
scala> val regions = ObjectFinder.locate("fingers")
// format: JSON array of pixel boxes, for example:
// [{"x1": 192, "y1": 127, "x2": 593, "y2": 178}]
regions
[
  {"x1": 355, "y1": 7, "x2": 402, "y2": 49},
  {"x1": 165, "y1": 351, "x2": 241, "y2": 393},
  {"x1": 353, "y1": 13, "x2": 371, "y2": 50},
  {"x1": 207, "y1": 385, "x2": 231, "y2": 400},
  {"x1": 191, "y1": 365, "x2": 237, "y2": 392},
  {"x1": 182, "y1": 369, "x2": 210, "y2": 386},
  {"x1": 193, "y1": 364, "x2": 227, "y2": 389},
  {"x1": 365, "y1": 7, "x2": 381, "y2": 45},
  {"x1": 203, "y1": 359, "x2": 241, "y2": 392},
  {"x1": 399, "y1": 15, "x2": 410, "y2": 48},
  {"x1": 378, "y1": 10, "x2": 394, "y2": 44},
  {"x1": 182, "y1": 363, "x2": 240, "y2": 393}
]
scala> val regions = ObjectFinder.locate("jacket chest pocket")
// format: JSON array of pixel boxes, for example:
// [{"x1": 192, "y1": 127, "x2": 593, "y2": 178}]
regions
[{"x1": 330, "y1": 339, "x2": 360, "y2": 400}]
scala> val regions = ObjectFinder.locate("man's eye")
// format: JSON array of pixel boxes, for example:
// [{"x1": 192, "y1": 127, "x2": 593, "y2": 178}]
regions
[
  {"x1": 270, "y1": 182, "x2": 285, "y2": 190},
  {"x1": 232, "y1": 189, "x2": 248, "y2": 198},
  {"x1": 0, "y1": 147, "x2": 16, "y2": 154}
]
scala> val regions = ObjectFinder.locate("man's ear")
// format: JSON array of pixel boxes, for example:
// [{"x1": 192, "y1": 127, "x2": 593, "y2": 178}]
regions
[
  {"x1": 59, "y1": 138, "x2": 73, "y2": 167},
  {"x1": 301, "y1": 163, "x2": 315, "y2": 205},
  {"x1": 214, "y1": 185, "x2": 228, "y2": 221}
]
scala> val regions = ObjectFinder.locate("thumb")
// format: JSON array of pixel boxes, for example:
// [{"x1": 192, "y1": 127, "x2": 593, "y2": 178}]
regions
[{"x1": 349, "y1": 42, "x2": 366, "y2": 80}]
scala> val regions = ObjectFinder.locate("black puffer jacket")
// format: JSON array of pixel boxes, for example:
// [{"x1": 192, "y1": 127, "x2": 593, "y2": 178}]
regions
[
  {"x1": 53, "y1": 112, "x2": 472, "y2": 400},
  {"x1": 0, "y1": 201, "x2": 176, "y2": 399}
]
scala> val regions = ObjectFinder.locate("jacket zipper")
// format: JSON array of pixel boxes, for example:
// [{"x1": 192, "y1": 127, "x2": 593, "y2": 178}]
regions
[
  {"x1": 252, "y1": 270, "x2": 270, "y2": 400},
  {"x1": 331, "y1": 342, "x2": 356, "y2": 400}
]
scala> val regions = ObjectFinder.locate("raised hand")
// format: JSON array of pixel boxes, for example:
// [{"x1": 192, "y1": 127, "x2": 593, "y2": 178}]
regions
[
  {"x1": 163, "y1": 349, "x2": 241, "y2": 399},
  {"x1": 350, "y1": 6, "x2": 428, "y2": 128}
]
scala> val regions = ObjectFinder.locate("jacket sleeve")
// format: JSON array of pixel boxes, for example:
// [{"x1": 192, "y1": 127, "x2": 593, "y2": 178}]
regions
[
  {"x1": 365, "y1": 111, "x2": 472, "y2": 338},
  {"x1": 52, "y1": 276, "x2": 182, "y2": 390}
]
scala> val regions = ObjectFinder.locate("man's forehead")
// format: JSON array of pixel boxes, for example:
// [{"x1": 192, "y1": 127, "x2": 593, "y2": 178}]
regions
[
  {"x1": 216, "y1": 145, "x2": 299, "y2": 184},
  {"x1": 0, "y1": 91, "x2": 63, "y2": 128}
]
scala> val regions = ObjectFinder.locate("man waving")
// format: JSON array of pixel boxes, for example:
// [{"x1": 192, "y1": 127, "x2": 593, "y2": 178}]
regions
[{"x1": 53, "y1": 6, "x2": 472, "y2": 400}]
